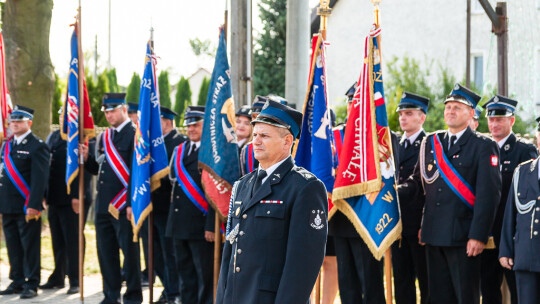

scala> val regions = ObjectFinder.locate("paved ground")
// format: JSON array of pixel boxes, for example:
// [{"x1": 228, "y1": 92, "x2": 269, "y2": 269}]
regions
[{"x1": 0, "y1": 263, "x2": 164, "y2": 303}]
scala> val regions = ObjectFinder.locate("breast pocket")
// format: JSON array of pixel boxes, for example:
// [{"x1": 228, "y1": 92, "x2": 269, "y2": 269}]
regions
[{"x1": 255, "y1": 204, "x2": 286, "y2": 239}]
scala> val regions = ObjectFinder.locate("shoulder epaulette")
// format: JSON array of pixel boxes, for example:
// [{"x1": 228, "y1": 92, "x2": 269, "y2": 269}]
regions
[
  {"x1": 516, "y1": 137, "x2": 533, "y2": 145},
  {"x1": 293, "y1": 166, "x2": 316, "y2": 181}
]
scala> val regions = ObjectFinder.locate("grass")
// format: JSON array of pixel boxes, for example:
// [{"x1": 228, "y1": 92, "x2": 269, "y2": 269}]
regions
[
  {"x1": 0, "y1": 212, "x2": 101, "y2": 275},
  {"x1": 0, "y1": 212, "x2": 161, "y2": 284}
]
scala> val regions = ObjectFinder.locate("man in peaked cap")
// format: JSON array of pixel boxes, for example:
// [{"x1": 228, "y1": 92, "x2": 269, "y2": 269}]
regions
[
  {"x1": 139, "y1": 106, "x2": 186, "y2": 303},
  {"x1": 0, "y1": 105, "x2": 49, "y2": 299},
  {"x1": 250, "y1": 95, "x2": 268, "y2": 120},
  {"x1": 167, "y1": 105, "x2": 215, "y2": 304},
  {"x1": 480, "y1": 95, "x2": 537, "y2": 304},
  {"x1": 127, "y1": 102, "x2": 139, "y2": 124},
  {"x1": 239, "y1": 96, "x2": 268, "y2": 175},
  {"x1": 399, "y1": 83, "x2": 502, "y2": 303},
  {"x1": 216, "y1": 99, "x2": 328, "y2": 304},
  {"x1": 235, "y1": 106, "x2": 252, "y2": 151},
  {"x1": 81, "y1": 92, "x2": 142, "y2": 304},
  {"x1": 392, "y1": 92, "x2": 429, "y2": 304},
  {"x1": 469, "y1": 106, "x2": 483, "y2": 131},
  {"x1": 40, "y1": 108, "x2": 95, "y2": 295}
]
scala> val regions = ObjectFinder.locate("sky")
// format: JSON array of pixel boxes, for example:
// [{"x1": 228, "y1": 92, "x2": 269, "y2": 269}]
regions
[
  {"x1": 51, "y1": 0, "x2": 240, "y2": 87},
  {"x1": 50, "y1": 0, "x2": 321, "y2": 88}
]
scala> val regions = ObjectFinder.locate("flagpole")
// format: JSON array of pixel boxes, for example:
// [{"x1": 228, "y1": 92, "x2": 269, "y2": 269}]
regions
[
  {"x1": 213, "y1": 4, "x2": 227, "y2": 301},
  {"x1": 77, "y1": 2, "x2": 86, "y2": 303},
  {"x1": 309, "y1": 2, "x2": 332, "y2": 303},
  {"x1": 148, "y1": 26, "x2": 155, "y2": 304},
  {"x1": 370, "y1": 1, "x2": 393, "y2": 303}
]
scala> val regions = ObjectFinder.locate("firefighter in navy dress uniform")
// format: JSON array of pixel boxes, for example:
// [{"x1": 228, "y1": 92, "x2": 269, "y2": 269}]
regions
[
  {"x1": 239, "y1": 95, "x2": 267, "y2": 175},
  {"x1": 399, "y1": 84, "x2": 502, "y2": 304},
  {"x1": 167, "y1": 106, "x2": 215, "y2": 304},
  {"x1": 392, "y1": 92, "x2": 430, "y2": 304},
  {"x1": 80, "y1": 93, "x2": 142, "y2": 304},
  {"x1": 0, "y1": 105, "x2": 49, "y2": 299},
  {"x1": 480, "y1": 95, "x2": 537, "y2": 304},
  {"x1": 499, "y1": 151, "x2": 540, "y2": 303},
  {"x1": 216, "y1": 99, "x2": 328, "y2": 304},
  {"x1": 141, "y1": 106, "x2": 186, "y2": 303},
  {"x1": 40, "y1": 124, "x2": 95, "y2": 295}
]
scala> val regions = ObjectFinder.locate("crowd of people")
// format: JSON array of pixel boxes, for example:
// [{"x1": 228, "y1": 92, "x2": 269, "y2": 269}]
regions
[{"x1": 0, "y1": 82, "x2": 540, "y2": 304}]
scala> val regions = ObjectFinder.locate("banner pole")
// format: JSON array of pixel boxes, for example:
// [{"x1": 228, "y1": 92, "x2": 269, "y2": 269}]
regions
[
  {"x1": 148, "y1": 27, "x2": 155, "y2": 304},
  {"x1": 314, "y1": 2, "x2": 332, "y2": 302},
  {"x1": 77, "y1": 1, "x2": 86, "y2": 302},
  {"x1": 384, "y1": 248, "x2": 392, "y2": 304}
]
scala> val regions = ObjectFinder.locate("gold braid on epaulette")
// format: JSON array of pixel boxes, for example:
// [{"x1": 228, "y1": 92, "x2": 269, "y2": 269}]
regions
[{"x1": 420, "y1": 135, "x2": 439, "y2": 185}]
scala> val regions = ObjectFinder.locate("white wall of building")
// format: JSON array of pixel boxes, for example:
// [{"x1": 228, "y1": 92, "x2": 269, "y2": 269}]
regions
[{"x1": 324, "y1": 0, "x2": 540, "y2": 116}]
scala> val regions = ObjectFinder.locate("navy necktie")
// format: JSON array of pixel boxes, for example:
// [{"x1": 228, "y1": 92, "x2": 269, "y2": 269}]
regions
[
  {"x1": 449, "y1": 135, "x2": 457, "y2": 149},
  {"x1": 252, "y1": 170, "x2": 267, "y2": 196}
]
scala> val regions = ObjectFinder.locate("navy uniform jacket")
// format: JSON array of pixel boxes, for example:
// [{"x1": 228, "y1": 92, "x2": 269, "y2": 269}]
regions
[
  {"x1": 0, "y1": 132, "x2": 49, "y2": 213},
  {"x1": 400, "y1": 128, "x2": 502, "y2": 246},
  {"x1": 491, "y1": 133, "x2": 537, "y2": 245},
  {"x1": 499, "y1": 158, "x2": 540, "y2": 272},
  {"x1": 46, "y1": 130, "x2": 94, "y2": 206},
  {"x1": 151, "y1": 129, "x2": 186, "y2": 212},
  {"x1": 85, "y1": 123, "x2": 135, "y2": 214},
  {"x1": 166, "y1": 140, "x2": 215, "y2": 239},
  {"x1": 216, "y1": 157, "x2": 328, "y2": 304},
  {"x1": 397, "y1": 131, "x2": 426, "y2": 237}
]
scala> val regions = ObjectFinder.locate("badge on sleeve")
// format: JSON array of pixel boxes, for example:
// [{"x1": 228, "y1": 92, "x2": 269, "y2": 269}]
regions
[
  {"x1": 310, "y1": 210, "x2": 326, "y2": 230},
  {"x1": 491, "y1": 155, "x2": 499, "y2": 167}
]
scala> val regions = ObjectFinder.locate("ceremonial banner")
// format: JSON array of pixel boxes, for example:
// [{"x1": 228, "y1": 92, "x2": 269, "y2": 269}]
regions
[
  {"x1": 294, "y1": 33, "x2": 338, "y2": 218},
  {"x1": 199, "y1": 27, "x2": 241, "y2": 221},
  {"x1": 130, "y1": 42, "x2": 169, "y2": 240},
  {"x1": 0, "y1": 32, "x2": 12, "y2": 139},
  {"x1": 332, "y1": 26, "x2": 401, "y2": 260},
  {"x1": 60, "y1": 25, "x2": 95, "y2": 194}
]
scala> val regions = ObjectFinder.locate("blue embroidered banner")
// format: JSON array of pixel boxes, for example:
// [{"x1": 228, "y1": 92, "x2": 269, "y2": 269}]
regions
[
  {"x1": 294, "y1": 33, "x2": 338, "y2": 218},
  {"x1": 130, "y1": 42, "x2": 169, "y2": 240},
  {"x1": 199, "y1": 27, "x2": 241, "y2": 221}
]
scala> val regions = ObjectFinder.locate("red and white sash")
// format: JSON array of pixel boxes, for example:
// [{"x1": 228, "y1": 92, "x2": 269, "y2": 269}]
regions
[{"x1": 103, "y1": 128, "x2": 130, "y2": 219}]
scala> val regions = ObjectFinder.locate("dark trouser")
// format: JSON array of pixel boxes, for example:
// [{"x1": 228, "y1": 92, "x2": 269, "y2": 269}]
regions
[
  {"x1": 141, "y1": 211, "x2": 180, "y2": 300},
  {"x1": 334, "y1": 236, "x2": 385, "y2": 304},
  {"x1": 46, "y1": 203, "x2": 89, "y2": 287},
  {"x1": 480, "y1": 249, "x2": 518, "y2": 304},
  {"x1": 95, "y1": 213, "x2": 142, "y2": 304},
  {"x1": 2, "y1": 214, "x2": 41, "y2": 290},
  {"x1": 173, "y1": 239, "x2": 213, "y2": 304},
  {"x1": 426, "y1": 245, "x2": 480, "y2": 304},
  {"x1": 515, "y1": 271, "x2": 540, "y2": 304},
  {"x1": 391, "y1": 235, "x2": 429, "y2": 304}
]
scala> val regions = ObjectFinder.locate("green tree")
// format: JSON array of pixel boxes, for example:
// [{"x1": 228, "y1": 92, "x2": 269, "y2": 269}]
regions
[
  {"x1": 197, "y1": 77, "x2": 210, "y2": 106},
  {"x1": 158, "y1": 71, "x2": 171, "y2": 108},
  {"x1": 253, "y1": 0, "x2": 286, "y2": 97},
  {"x1": 384, "y1": 55, "x2": 455, "y2": 133},
  {"x1": 174, "y1": 77, "x2": 191, "y2": 126},
  {"x1": 105, "y1": 68, "x2": 119, "y2": 92},
  {"x1": 51, "y1": 73, "x2": 65, "y2": 124},
  {"x1": 189, "y1": 38, "x2": 216, "y2": 57},
  {"x1": 86, "y1": 70, "x2": 109, "y2": 127},
  {"x1": 126, "y1": 72, "x2": 141, "y2": 103},
  {"x1": 3, "y1": 0, "x2": 55, "y2": 139}
]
